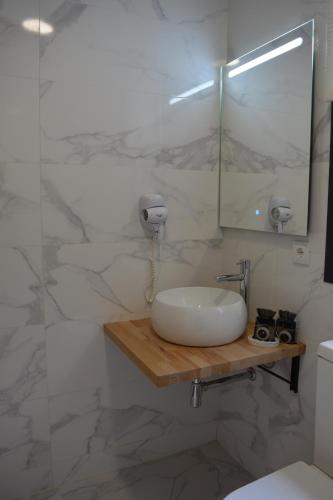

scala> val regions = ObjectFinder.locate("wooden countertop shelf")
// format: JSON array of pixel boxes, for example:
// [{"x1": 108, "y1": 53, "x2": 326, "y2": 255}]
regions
[{"x1": 104, "y1": 319, "x2": 306, "y2": 388}]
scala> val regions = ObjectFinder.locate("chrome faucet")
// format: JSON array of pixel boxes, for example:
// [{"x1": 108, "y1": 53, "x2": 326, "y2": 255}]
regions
[{"x1": 215, "y1": 259, "x2": 250, "y2": 307}]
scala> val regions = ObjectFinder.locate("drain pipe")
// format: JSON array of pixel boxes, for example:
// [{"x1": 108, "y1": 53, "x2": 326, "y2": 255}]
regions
[{"x1": 190, "y1": 368, "x2": 256, "y2": 408}]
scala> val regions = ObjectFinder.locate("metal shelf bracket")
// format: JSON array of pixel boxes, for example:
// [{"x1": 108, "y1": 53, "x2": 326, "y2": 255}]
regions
[{"x1": 259, "y1": 356, "x2": 300, "y2": 393}]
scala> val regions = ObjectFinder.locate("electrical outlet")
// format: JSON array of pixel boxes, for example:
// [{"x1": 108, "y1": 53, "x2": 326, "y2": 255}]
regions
[{"x1": 292, "y1": 242, "x2": 310, "y2": 266}]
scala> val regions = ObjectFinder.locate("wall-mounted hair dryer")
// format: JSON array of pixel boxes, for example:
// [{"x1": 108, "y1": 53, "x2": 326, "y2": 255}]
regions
[
  {"x1": 139, "y1": 194, "x2": 168, "y2": 240},
  {"x1": 268, "y1": 196, "x2": 293, "y2": 233},
  {"x1": 139, "y1": 194, "x2": 168, "y2": 304}
]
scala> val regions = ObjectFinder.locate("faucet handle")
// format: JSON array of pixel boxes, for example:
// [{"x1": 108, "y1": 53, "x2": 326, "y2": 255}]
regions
[{"x1": 237, "y1": 259, "x2": 250, "y2": 274}]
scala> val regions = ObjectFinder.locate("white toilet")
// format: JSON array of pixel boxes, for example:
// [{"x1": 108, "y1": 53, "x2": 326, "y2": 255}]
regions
[{"x1": 225, "y1": 340, "x2": 333, "y2": 499}]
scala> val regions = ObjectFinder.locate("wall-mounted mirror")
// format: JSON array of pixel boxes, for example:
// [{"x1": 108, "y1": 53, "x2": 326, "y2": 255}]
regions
[{"x1": 219, "y1": 20, "x2": 314, "y2": 235}]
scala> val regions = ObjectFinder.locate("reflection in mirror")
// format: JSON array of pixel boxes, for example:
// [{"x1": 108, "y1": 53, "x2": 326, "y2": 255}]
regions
[{"x1": 219, "y1": 20, "x2": 314, "y2": 235}]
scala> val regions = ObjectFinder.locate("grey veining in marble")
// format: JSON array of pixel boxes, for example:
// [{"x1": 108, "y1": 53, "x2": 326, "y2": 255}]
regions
[
  {"x1": 156, "y1": 125, "x2": 219, "y2": 171},
  {"x1": 49, "y1": 386, "x2": 201, "y2": 483},
  {"x1": 43, "y1": 243, "x2": 147, "y2": 324},
  {"x1": 0, "y1": 0, "x2": 229, "y2": 497},
  {"x1": 40, "y1": 80, "x2": 220, "y2": 171},
  {"x1": 30, "y1": 441, "x2": 253, "y2": 500},
  {"x1": 0, "y1": 325, "x2": 47, "y2": 407},
  {"x1": 41, "y1": 165, "x2": 219, "y2": 246},
  {"x1": 0, "y1": 325, "x2": 49, "y2": 499},
  {"x1": 0, "y1": 403, "x2": 50, "y2": 499},
  {"x1": 42, "y1": 237, "x2": 224, "y2": 325},
  {"x1": 0, "y1": 162, "x2": 41, "y2": 246},
  {"x1": 40, "y1": 1, "x2": 87, "y2": 58},
  {"x1": 0, "y1": 246, "x2": 44, "y2": 328},
  {"x1": 312, "y1": 101, "x2": 331, "y2": 163},
  {"x1": 49, "y1": 388, "x2": 184, "y2": 458},
  {"x1": 221, "y1": 128, "x2": 309, "y2": 175}
]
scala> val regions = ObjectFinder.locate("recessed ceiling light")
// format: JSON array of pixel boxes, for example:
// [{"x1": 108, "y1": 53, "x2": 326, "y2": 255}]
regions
[{"x1": 22, "y1": 18, "x2": 54, "y2": 35}]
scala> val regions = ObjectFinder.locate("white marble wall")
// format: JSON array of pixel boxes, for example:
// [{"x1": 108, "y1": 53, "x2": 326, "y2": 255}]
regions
[
  {"x1": 216, "y1": 0, "x2": 333, "y2": 479},
  {"x1": 0, "y1": 1, "x2": 228, "y2": 498}
]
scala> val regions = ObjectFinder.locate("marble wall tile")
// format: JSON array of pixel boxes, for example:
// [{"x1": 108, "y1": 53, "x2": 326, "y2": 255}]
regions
[
  {"x1": 0, "y1": 464, "x2": 51, "y2": 500},
  {"x1": 104, "y1": 361, "x2": 221, "y2": 429},
  {"x1": 48, "y1": 386, "x2": 216, "y2": 484},
  {"x1": 0, "y1": 246, "x2": 44, "y2": 327},
  {"x1": 43, "y1": 238, "x2": 224, "y2": 325},
  {"x1": 51, "y1": 422, "x2": 220, "y2": 486},
  {"x1": 48, "y1": 380, "x2": 220, "y2": 485},
  {"x1": 0, "y1": 325, "x2": 47, "y2": 406},
  {"x1": 0, "y1": 396, "x2": 51, "y2": 499},
  {"x1": 275, "y1": 248, "x2": 324, "y2": 313},
  {"x1": 0, "y1": 163, "x2": 41, "y2": 246},
  {"x1": 0, "y1": 325, "x2": 49, "y2": 498},
  {"x1": 47, "y1": 323, "x2": 223, "y2": 485},
  {"x1": 227, "y1": 0, "x2": 327, "y2": 60},
  {"x1": 200, "y1": 229, "x2": 279, "y2": 320},
  {"x1": 40, "y1": 78, "x2": 220, "y2": 171},
  {"x1": 40, "y1": 79, "x2": 162, "y2": 167},
  {"x1": 0, "y1": 76, "x2": 39, "y2": 164},
  {"x1": 69, "y1": 0, "x2": 228, "y2": 25},
  {"x1": 217, "y1": 371, "x2": 314, "y2": 478},
  {"x1": 30, "y1": 442, "x2": 252, "y2": 500},
  {"x1": 0, "y1": 0, "x2": 39, "y2": 79},
  {"x1": 308, "y1": 162, "x2": 329, "y2": 254},
  {"x1": 43, "y1": 241, "x2": 151, "y2": 324},
  {"x1": 0, "y1": 0, "x2": 229, "y2": 496},
  {"x1": 41, "y1": 164, "x2": 220, "y2": 245},
  {"x1": 312, "y1": 100, "x2": 331, "y2": 163},
  {"x1": 39, "y1": 0, "x2": 227, "y2": 95},
  {"x1": 46, "y1": 321, "x2": 107, "y2": 396}
]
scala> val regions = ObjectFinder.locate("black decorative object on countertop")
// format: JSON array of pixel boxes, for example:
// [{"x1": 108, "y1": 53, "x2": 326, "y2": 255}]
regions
[
  {"x1": 253, "y1": 308, "x2": 297, "y2": 344},
  {"x1": 253, "y1": 308, "x2": 277, "y2": 342},
  {"x1": 276, "y1": 310, "x2": 297, "y2": 344}
]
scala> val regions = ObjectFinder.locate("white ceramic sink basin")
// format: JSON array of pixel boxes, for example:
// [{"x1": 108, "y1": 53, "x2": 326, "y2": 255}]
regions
[{"x1": 152, "y1": 287, "x2": 247, "y2": 347}]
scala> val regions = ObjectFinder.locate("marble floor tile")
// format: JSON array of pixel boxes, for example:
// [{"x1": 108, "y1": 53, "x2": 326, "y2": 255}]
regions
[{"x1": 30, "y1": 441, "x2": 253, "y2": 500}]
